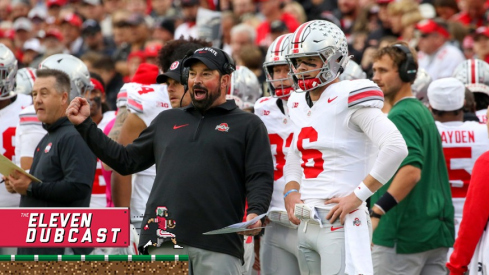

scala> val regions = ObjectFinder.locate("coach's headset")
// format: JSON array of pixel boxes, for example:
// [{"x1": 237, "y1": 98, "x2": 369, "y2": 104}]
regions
[
  {"x1": 179, "y1": 49, "x2": 236, "y2": 107},
  {"x1": 392, "y1": 44, "x2": 417, "y2": 83}
]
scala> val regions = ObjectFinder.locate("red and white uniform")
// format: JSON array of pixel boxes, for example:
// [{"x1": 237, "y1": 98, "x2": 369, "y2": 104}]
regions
[
  {"x1": 418, "y1": 43, "x2": 465, "y2": 80},
  {"x1": 254, "y1": 97, "x2": 295, "y2": 213},
  {"x1": 15, "y1": 105, "x2": 46, "y2": 166},
  {"x1": 126, "y1": 83, "x2": 171, "y2": 230},
  {"x1": 476, "y1": 109, "x2": 487, "y2": 124},
  {"x1": 435, "y1": 121, "x2": 489, "y2": 237},
  {"x1": 90, "y1": 111, "x2": 116, "y2": 208},
  {"x1": 0, "y1": 94, "x2": 32, "y2": 207}
]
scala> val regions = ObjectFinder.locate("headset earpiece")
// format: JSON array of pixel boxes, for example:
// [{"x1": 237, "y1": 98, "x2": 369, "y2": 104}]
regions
[
  {"x1": 222, "y1": 50, "x2": 236, "y2": 75},
  {"x1": 393, "y1": 44, "x2": 417, "y2": 83}
]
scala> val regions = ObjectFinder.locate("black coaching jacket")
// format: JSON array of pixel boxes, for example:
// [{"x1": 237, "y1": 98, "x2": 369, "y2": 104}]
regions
[{"x1": 75, "y1": 100, "x2": 273, "y2": 260}]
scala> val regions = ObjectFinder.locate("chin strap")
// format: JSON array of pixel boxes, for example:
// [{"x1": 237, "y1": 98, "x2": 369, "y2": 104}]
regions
[
  {"x1": 298, "y1": 78, "x2": 321, "y2": 91},
  {"x1": 275, "y1": 87, "x2": 294, "y2": 101}
]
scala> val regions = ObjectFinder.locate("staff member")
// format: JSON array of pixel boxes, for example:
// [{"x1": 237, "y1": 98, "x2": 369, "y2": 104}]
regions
[
  {"x1": 6, "y1": 69, "x2": 96, "y2": 255},
  {"x1": 66, "y1": 47, "x2": 273, "y2": 274}
]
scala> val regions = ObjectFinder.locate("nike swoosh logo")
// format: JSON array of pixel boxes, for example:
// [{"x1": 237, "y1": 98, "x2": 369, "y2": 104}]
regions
[
  {"x1": 328, "y1": 96, "x2": 338, "y2": 103},
  {"x1": 173, "y1": 124, "x2": 189, "y2": 129},
  {"x1": 331, "y1": 226, "x2": 344, "y2": 231}
]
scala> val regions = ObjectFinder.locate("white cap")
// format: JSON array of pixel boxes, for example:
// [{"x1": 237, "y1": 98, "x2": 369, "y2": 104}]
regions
[
  {"x1": 13, "y1": 17, "x2": 33, "y2": 32},
  {"x1": 23, "y1": 38, "x2": 42, "y2": 52},
  {"x1": 427, "y1": 77, "x2": 465, "y2": 111}
]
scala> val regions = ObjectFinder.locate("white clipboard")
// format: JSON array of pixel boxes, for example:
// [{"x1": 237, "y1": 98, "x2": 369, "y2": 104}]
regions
[
  {"x1": 203, "y1": 213, "x2": 266, "y2": 235},
  {"x1": 0, "y1": 154, "x2": 42, "y2": 183}
]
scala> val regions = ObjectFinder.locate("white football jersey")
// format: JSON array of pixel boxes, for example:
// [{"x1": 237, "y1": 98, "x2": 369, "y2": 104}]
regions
[
  {"x1": 476, "y1": 109, "x2": 487, "y2": 124},
  {"x1": 0, "y1": 94, "x2": 32, "y2": 207},
  {"x1": 90, "y1": 111, "x2": 117, "y2": 208},
  {"x1": 116, "y1": 83, "x2": 131, "y2": 109},
  {"x1": 436, "y1": 120, "x2": 489, "y2": 234},
  {"x1": 418, "y1": 42, "x2": 465, "y2": 80},
  {"x1": 286, "y1": 79, "x2": 383, "y2": 203},
  {"x1": 255, "y1": 97, "x2": 296, "y2": 213},
  {"x1": 126, "y1": 83, "x2": 171, "y2": 223},
  {"x1": 15, "y1": 105, "x2": 46, "y2": 166}
]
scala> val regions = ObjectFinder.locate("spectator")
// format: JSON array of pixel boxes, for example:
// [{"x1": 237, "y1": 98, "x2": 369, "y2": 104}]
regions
[
  {"x1": 90, "y1": 55, "x2": 125, "y2": 110},
  {"x1": 453, "y1": 0, "x2": 487, "y2": 28},
  {"x1": 283, "y1": 1, "x2": 307, "y2": 24},
  {"x1": 79, "y1": 0, "x2": 105, "y2": 22},
  {"x1": 10, "y1": 0, "x2": 31, "y2": 21},
  {"x1": 433, "y1": 0, "x2": 459, "y2": 21},
  {"x1": 67, "y1": 47, "x2": 273, "y2": 271},
  {"x1": 13, "y1": 17, "x2": 33, "y2": 51},
  {"x1": 301, "y1": 0, "x2": 337, "y2": 22},
  {"x1": 174, "y1": 0, "x2": 200, "y2": 40},
  {"x1": 37, "y1": 29, "x2": 67, "y2": 64},
  {"x1": 21, "y1": 38, "x2": 42, "y2": 67},
  {"x1": 144, "y1": 42, "x2": 163, "y2": 66},
  {"x1": 230, "y1": 23, "x2": 256, "y2": 60},
  {"x1": 333, "y1": 0, "x2": 361, "y2": 37},
  {"x1": 81, "y1": 19, "x2": 116, "y2": 56},
  {"x1": 60, "y1": 13, "x2": 84, "y2": 56},
  {"x1": 427, "y1": 78, "x2": 489, "y2": 259},
  {"x1": 221, "y1": 11, "x2": 239, "y2": 56},
  {"x1": 235, "y1": 44, "x2": 266, "y2": 89},
  {"x1": 371, "y1": 42, "x2": 454, "y2": 275},
  {"x1": 150, "y1": 0, "x2": 177, "y2": 20},
  {"x1": 387, "y1": 0, "x2": 423, "y2": 42},
  {"x1": 100, "y1": 0, "x2": 126, "y2": 37},
  {"x1": 152, "y1": 18, "x2": 175, "y2": 44},
  {"x1": 255, "y1": 0, "x2": 300, "y2": 47},
  {"x1": 46, "y1": 0, "x2": 65, "y2": 19},
  {"x1": 473, "y1": 26, "x2": 489, "y2": 63},
  {"x1": 416, "y1": 18, "x2": 465, "y2": 80},
  {"x1": 366, "y1": 0, "x2": 396, "y2": 48},
  {"x1": 462, "y1": 35, "x2": 475, "y2": 59},
  {"x1": 27, "y1": 7, "x2": 47, "y2": 36},
  {"x1": 125, "y1": 0, "x2": 148, "y2": 16},
  {"x1": 8, "y1": 68, "x2": 96, "y2": 255},
  {"x1": 269, "y1": 20, "x2": 289, "y2": 44},
  {"x1": 232, "y1": 0, "x2": 256, "y2": 19}
]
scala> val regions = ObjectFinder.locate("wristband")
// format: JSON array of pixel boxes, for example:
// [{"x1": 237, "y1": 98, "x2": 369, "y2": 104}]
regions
[
  {"x1": 374, "y1": 191, "x2": 398, "y2": 214},
  {"x1": 284, "y1": 189, "x2": 299, "y2": 199},
  {"x1": 353, "y1": 182, "x2": 374, "y2": 202}
]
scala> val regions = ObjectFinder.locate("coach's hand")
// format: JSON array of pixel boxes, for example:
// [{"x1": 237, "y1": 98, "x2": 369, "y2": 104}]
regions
[
  {"x1": 325, "y1": 192, "x2": 362, "y2": 224},
  {"x1": 8, "y1": 170, "x2": 31, "y2": 196},
  {"x1": 238, "y1": 213, "x2": 263, "y2": 236},
  {"x1": 66, "y1": 97, "x2": 91, "y2": 125}
]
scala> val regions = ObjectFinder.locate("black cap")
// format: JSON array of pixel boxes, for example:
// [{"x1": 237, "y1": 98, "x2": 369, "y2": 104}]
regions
[
  {"x1": 180, "y1": 0, "x2": 199, "y2": 7},
  {"x1": 157, "y1": 59, "x2": 182, "y2": 84},
  {"x1": 81, "y1": 19, "x2": 101, "y2": 35},
  {"x1": 157, "y1": 18, "x2": 175, "y2": 35},
  {"x1": 270, "y1": 20, "x2": 288, "y2": 33},
  {"x1": 183, "y1": 47, "x2": 235, "y2": 75}
]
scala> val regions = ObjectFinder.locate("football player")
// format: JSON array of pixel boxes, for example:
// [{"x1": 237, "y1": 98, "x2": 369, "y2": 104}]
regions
[
  {"x1": 282, "y1": 20, "x2": 408, "y2": 274},
  {"x1": 255, "y1": 33, "x2": 300, "y2": 275}
]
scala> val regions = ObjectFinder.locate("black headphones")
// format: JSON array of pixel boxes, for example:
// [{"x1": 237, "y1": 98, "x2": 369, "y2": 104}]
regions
[
  {"x1": 221, "y1": 50, "x2": 236, "y2": 75},
  {"x1": 393, "y1": 44, "x2": 417, "y2": 83}
]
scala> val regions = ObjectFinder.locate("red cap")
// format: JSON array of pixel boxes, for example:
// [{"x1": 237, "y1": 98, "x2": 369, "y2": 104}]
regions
[
  {"x1": 61, "y1": 13, "x2": 83, "y2": 28},
  {"x1": 46, "y1": 0, "x2": 66, "y2": 8},
  {"x1": 144, "y1": 44, "x2": 163, "y2": 58},
  {"x1": 44, "y1": 29, "x2": 63, "y2": 41},
  {"x1": 416, "y1": 19, "x2": 450, "y2": 38},
  {"x1": 0, "y1": 29, "x2": 15, "y2": 40},
  {"x1": 131, "y1": 63, "x2": 159, "y2": 85},
  {"x1": 475, "y1": 26, "x2": 489, "y2": 39},
  {"x1": 376, "y1": 0, "x2": 394, "y2": 4},
  {"x1": 91, "y1": 78, "x2": 105, "y2": 94},
  {"x1": 128, "y1": 51, "x2": 146, "y2": 62}
]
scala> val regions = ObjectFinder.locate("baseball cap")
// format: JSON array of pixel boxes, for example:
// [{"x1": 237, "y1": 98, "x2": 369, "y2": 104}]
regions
[
  {"x1": 427, "y1": 78, "x2": 465, "y2": 111},
  {"x1": 144, "y1": 44, "x2": 163, "y2": 58},
  {"x1": 44, "y1": 29, "x2": 63, "y2": 41},
  {"x1": 156, "y1": 18, "x2": 175, "y2": 35},
  {"x1": 81, "y1": 19, "x2": 101, "y2": 36},
  {"x1": 416, "y1": 19, "x2": 449, "y2": 38},
  {"x1": 46, "y1": 0, "x2": 66, "y2": 8},
  {"x1": 131, "y1": 63, "x2": 159, "y2": 85},
  {"x1": 474, "y1": 26, "x2": 489, "y2": 40},
  {"x1": 23, "y1": 38, "x2": 42, "y2": 52},
  {"x1": 13, "y1": 17, "x2": 33, "y2": 32},
  {"x1": 61, "y1": 13, "x2": 83, "y2": 28},
  {"x1": 376, "y1": 0, "x2": 394, "y2": 4},
  {"x1": 157, "y1": 60, "x2": 183, "y2": 84},
  {"x1": 183, "y1": 47, "x2": 236, "y2": 75},
  {"x1": 82, "y1": 0, "x2": 101, "y2": 5},
  {"x1": 270, "y1": 20, "x2": 288, "y2": 33},
  {"x1": 180, "y1": 0, "x2": 199, "y2": 7},
  {"x1": 28, "y1": 7, "x2": 47, "y2": 21}
]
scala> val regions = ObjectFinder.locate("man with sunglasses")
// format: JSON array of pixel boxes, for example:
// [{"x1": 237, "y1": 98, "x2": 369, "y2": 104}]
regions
[{"x1": 416, "y1": 18, "x2": 464, "y2": 80}]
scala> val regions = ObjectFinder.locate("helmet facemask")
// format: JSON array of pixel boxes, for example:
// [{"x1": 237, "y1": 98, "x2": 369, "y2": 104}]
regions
[
  {"x1": 0, "y1": 60, "x2": 17, "y2": 100},
  {"x1": 287, "y1": 47, "x2": 347, "y2": 93},
  {"x1": 265, "y1": 63, "x2": 294, "y2": 100}
]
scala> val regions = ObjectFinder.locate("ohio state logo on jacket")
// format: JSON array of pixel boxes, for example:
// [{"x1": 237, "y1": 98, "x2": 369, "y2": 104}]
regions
[{"x1": 215, "y1": 123, "x2": 230, "y2": 132}]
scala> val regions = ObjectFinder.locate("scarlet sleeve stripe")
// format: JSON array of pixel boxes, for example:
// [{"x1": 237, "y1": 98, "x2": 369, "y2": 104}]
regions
[
  {"x1": 127, "y1": 98, "x2": 143, "y2": 112},
  {"x1": 348, "y1": 89, "x2": 384, "y2": 104},
  {"x1": 117, "y1": 92, "x2": 127, "y2": 99},
  {"x1": 20, "y1": 116, "x2": 40, "y2": 123}
]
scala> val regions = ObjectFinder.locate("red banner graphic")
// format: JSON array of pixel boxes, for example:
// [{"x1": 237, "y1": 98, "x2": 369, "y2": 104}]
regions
[{"x1": 0, "y1": 208, "x2": 130, "y2": 247}]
